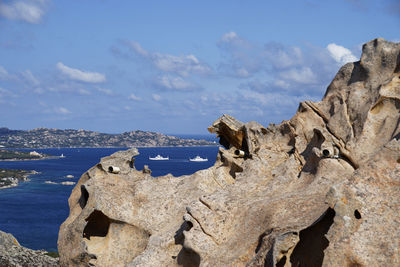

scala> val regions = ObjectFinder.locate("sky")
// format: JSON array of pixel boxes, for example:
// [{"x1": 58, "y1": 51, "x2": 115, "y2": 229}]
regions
[{"x1": 0, "y1": 0, "x2": 398, "y2": 134}]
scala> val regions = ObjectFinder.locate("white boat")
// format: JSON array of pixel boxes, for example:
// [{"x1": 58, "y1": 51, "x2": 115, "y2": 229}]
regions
[
  {"x1": 60, "y1": 153, "x2": 65, "y2": 158},
  {"x1": 149, "y1": 155, "x2": 169, "y2": 160},
  {"x1": 189, "y1": 156, "x2": 208, "y2": 162}
]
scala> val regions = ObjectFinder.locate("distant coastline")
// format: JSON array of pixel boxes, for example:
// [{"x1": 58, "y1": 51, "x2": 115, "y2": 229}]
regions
[{"x1": 0, "y1": 127, "x2": 217, "y2": 148}]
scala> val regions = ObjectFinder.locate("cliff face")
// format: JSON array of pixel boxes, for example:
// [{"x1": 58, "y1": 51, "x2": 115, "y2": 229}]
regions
[{"x1": 58, "y1": 38, "x2": 400, "y2": 266}]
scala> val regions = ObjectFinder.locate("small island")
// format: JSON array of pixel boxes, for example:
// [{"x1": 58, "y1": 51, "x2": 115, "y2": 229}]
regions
[
  {"x1": 0, "y1": 168, "x2": 38, "y2": 189},
  {"x1": 0, "y1": 150, "x2": 49, "y2": 189},
  {"x1": 0, "y1": 149, "x2": 53, "y2": 161}
]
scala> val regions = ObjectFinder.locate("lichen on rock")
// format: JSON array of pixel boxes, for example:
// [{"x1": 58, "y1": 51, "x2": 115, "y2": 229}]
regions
[{"x1": 58, "y1": 38, "x2": 400, "y2": 267}]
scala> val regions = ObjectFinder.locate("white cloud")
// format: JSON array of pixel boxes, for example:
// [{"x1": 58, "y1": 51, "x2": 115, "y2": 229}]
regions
[
  {"x1": 279, "y1": 67, "x2": 317, "y2": 84},
  {"x1": 129, "y1": 41, "x2": 148, "y2": 56},
  {"x1": 238, "y1": 90, "x2": 319, "y2": 114},
  {"x1": 218, "y1": 31, "x2": 248, "y2": 47},
  {"x1": 236, "y1": 68, "x2": 250, "y2": 78},
  {"x1": 21, "y1": 69, "x2": 40, "y2": 86},
  {"x1": 0, "y1": 87, "x2": 10, "y2": 96},
  {"x1": 128, "y1": 93, "x2": 141, "y2": 101},
  {"x1": 263, "y1": 43, "x2": 303, "y2": 69},
  {"x1": 217, "y1": 32, "x2": 263, "y2": 78},
  {"x1": 127, "y1": 41, "x2": 212, "y2": 77},
  {"x1": 0, "y1": 0, "x2": 48, "y2": 24},
  {"x1": 152, "y1": 93, "x2": 161, "y2": 102},
  {"x1": 97, "y1": 87, "x2": 113, "y2": 96},
  {"x1": 239, "y1": 80, "x2": 270, "y2": 92},
  {"x1": 326, "y1": 43, "x2": 358, "y2": 65},
  {"x1": 274, "y1": 79, "x2": 290, "y2": 89},
  {"x1": 156, "y1": 75, "x2": 197, "y2": 91},
  {"x1": 56, "y1": 62, "x2": 106, "y2": 83},
  {"x1": 78, "y1": 89, "x2": 90, "y2": 95},
  {"x1": 0, "y1": 87, "x2": 18, "y2": 97},
  {"x1": 55, "y1": 107, "x2": 71, "y2": 115},
  {"x1": 0, "y1": 65, "x2": 10, "y2": 80},
  {"x1": 220, "y1": 31, "x2": 239, "y2": 42},
  {"x1": 152, "y1": 53, "x2": 211, "y2": 77},
  {"x1": 216, "y1": 33, "x2": 344, "y2": 95}
]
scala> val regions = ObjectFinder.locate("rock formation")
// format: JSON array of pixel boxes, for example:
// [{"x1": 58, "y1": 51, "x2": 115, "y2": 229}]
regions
[
  {"x1": 0, "y1": 230, "x2": 59, "y2": 266},
  {"x1": 58, "y1": 38, "x2": 400, "y2": 266}
]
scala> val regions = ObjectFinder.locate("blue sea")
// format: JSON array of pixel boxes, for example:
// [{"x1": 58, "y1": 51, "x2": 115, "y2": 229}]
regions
[{"x1": 0, "y1": 145, "x2": 219, "y2": 252}]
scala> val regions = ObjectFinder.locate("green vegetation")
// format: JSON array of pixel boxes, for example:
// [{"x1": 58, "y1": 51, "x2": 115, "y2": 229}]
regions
[
  {"x1": 0, "y1": 168, "x2": 29, "y2": 179},
  {"x1": 0, "y1": 168, "x2": 33, "y2": 188},
  {"x1": 0, "y1": 150, "x2": 45, "y2": 160},
  {"x1": 45, "y1": 251, "x2": 59, "y2": 258}
]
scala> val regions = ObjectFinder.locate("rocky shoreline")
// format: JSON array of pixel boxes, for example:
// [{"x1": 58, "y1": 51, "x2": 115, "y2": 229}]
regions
[
  {"x1": 0, "y1": 169, "x2": 39, "y2": 189},
  {"x1": 0, "y1": 230, "x2": 58, "y2": 266}
]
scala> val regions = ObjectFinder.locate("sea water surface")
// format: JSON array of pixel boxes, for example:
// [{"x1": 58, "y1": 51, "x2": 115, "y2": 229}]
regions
[{"x1": 0, "y1": 145, "x2": 218, "y2": 251}]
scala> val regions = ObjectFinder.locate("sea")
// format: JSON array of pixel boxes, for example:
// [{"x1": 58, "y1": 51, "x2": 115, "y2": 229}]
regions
[{"x1": 0, "y1": 143, "x2": 219, "y2": 252}]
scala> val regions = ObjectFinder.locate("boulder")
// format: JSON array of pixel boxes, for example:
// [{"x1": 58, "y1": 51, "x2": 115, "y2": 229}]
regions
[
  {"x1": 58, "y1": 38, "x2": 400, "y2": 266},
  {"x1": 0, "y1": 230, "x2": 59, "y2": 267}
]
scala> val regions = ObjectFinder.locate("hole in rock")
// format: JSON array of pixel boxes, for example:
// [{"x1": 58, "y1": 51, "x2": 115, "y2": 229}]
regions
[
  {"x1": 108, "y1": 166, "x2": 114, "y2": 172},
  {"x1": 129, "y1": 158, "x2": 135, "y2": 168},
  {"x1": 79, "y1": 185, "x2": 89, "y2": 209},
  {"x1": 348, "y1": 61, "x2": 368, "y2": 85},
  {"x1": 241, "y1": 137, "x2": 250, "y2": 158},
  {"x1": 255, "y1": 233, "x2": 267, "y2": 254},
  {"x1": 299, "y1": 129, "x2": 326, "y2": 175},
  {"x1": 177, "y1": 248, "x2": 200, "y2": 267},
  {"x1": 288, "y1": 147, "x2": 295, "y2": 155},
  {"x1": 276, "y1": 255, "x2": 287, "y2": 267},
  {"x1": 174, "y1": 221, "x2": 193, "y2": 246},
  {"x1": 322, "y1": 149, "x2": 330, "y2": 157},
  {"x1": 229, "y1": 164, "x2": 243, "y2": 179},
  {"x1": 297, "y1": 102, "x2": 308, "y2": 113},
  {"x1": 395, "y1": 57, "x2": 400, "y2": 72},
  {"x1": 186, "y1": 221, "x2": 193, "y2": 230},
  {"x1": 289, "y1": 208, "x2": 335, "y2": 267},
  {"x1": 354, "y1": 209, "x2": 361, "y2": 219},
  {"x1": 83, "y1": 210, "x2": 110, "y2": 240},
  {"x1": 397, "y1": 157, "x2": 400, "y2": 164},
  {"x1": 174, "y1": 221, "x2": 200, "y2": 267},
  {"x1": 219, "y1": 135, "x2": 230, "y2": 149}
]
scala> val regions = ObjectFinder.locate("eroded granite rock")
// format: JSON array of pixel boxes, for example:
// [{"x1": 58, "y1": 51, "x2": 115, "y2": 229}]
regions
[
  {"x1": 58, "y1": 38, "x2": 400, "y2": 266},
  {"x1": 0, "y1": 230, "x2": 59, "y2": 267}
]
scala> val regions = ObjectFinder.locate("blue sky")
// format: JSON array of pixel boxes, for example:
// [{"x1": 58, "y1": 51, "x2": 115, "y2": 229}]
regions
[{"x1": 0, "y1": 0, "x2": 398, "y2": 134}]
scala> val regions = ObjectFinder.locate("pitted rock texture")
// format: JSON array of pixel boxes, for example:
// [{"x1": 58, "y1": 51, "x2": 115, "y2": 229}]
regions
[
  {"x1": 58, "y1": 38, "x2": 400, "y2": 267},
  {"x1": 0, "y1": 230, "x2": 59, "y2": 267}
]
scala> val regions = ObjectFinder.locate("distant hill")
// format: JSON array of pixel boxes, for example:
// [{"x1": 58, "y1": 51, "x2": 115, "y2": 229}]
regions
[{"x1": 0, "y1": 127, "x2": 216, "y2": 148}]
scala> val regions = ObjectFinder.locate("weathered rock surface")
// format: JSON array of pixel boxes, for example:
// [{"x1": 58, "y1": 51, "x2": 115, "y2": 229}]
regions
[
  {"x1": 58, "y1": 38, "x2": 400, "y2": 266},
  {"x1": 0, "y1": 230, "x2": 59, "y2": 267}
]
